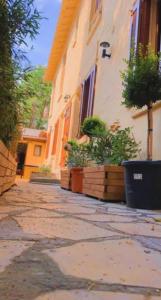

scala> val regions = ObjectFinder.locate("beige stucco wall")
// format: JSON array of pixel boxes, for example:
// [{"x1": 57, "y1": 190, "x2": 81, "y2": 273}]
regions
[{"x1": 47, "y1": 0, "x2": 161, "y2": 177}]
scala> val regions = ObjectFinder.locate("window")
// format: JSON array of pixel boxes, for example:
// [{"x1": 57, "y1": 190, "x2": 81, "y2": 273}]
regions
[
  {"x1": 80, "y1": 66, "x2": 97, "y2": 125},
  {"x1": 52, "y1": 120, "x2": 59, "y2": 155},
  {"x1": 34, "y1": 145, "x2": 42, "y2": 157},
  {"x1": 130, "y1": 0, "x2": 151, "y2": 51},
  {"x1": 89, "y1": 0, "x2": 102, "y2": 36}
]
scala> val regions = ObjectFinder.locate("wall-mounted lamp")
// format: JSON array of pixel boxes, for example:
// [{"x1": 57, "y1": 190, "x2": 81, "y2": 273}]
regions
[
  {"x1": 64, "y1": 95, "x2": 71, "y2": 102},
  {"x1": 100, "y1": 41, "x2": 111, "y2": 59}
]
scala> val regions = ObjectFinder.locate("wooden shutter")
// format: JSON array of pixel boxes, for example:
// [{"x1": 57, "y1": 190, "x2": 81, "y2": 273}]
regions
[
  {"x1": 157, "y1": 0, "x2": 161, "y2": 53},
  {"x1": 138, "y1": 0, "x2": 151, "y2": 48},
  {"x1": 60, "y1": 106, "x2": 71, "y2": 167},
  {"x1": 80, "y1": 77, "x2": 90, "y2": 125},
  {"x1": 130, "y1": 0, "x2": 151, "y2": 52},
  {"x1": 52, "y1": 120, "x2": 59, "y2": 155},
  {"x1": 79, "y1": 65, "x2": 97, "y2": 126},
  {"x1": 45, "y1": 131, "x2": 51, "y2": 159},
  {"x1": 87, "y1": 65, "x2": 97, "y2": 117}
]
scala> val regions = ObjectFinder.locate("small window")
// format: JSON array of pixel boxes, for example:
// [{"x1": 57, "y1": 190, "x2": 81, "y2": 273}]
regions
[{"x1": 34, "y1": 145, "x2": 42, "y2": 157}]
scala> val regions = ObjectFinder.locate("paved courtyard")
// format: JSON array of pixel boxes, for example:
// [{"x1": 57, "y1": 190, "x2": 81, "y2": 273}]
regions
[{"x1": 0, "y1": 182, "x2": 161, "y2": 299}]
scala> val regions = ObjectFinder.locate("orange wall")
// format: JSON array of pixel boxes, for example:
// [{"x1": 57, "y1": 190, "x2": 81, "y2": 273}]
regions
[
  {"x1": 21, "y1": 139, "x2": 46, "y2": 180},
  {"x1": 24, "y1": 140, "x2": 46, "y2": 167}
]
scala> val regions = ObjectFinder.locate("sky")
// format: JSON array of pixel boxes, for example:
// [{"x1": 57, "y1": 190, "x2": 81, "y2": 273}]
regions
[{"x1": 26, "y1": 0, "x2": 61, "y2": 67}]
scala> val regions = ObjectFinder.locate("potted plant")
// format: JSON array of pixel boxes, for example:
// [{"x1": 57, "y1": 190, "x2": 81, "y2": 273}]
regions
[
  {"x1": 82, "y1": 117, "x2": 139, "y2": 201},
  {"x1": 63, "y1": 140, "x2": 89, "y2": 193},
  {"x1": 121, "y1": 45, "x2": 161, "y2": 209}
]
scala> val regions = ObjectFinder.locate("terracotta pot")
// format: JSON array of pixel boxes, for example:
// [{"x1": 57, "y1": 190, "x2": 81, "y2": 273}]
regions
[{"x1": 71, "y1": 167, "x2": 83, "y2": 193}]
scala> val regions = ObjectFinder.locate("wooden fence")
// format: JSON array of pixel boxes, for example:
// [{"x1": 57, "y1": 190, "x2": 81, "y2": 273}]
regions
[{"x1": 0, "y1": 141, "x2": 17, "y2": 195}]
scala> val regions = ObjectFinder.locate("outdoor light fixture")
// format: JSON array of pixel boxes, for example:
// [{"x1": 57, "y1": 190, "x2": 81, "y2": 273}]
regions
[
  {"x1": 64, "y1": 95, "x2": 71, "y2": 102},
  {"x1": 100, "y1": 41, "x2": 111, "y2": 59}
]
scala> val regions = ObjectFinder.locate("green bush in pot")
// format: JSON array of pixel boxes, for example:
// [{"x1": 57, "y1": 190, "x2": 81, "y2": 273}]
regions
[{"x1": 81, "y1": 116, "x2": 139, "y2": 165}]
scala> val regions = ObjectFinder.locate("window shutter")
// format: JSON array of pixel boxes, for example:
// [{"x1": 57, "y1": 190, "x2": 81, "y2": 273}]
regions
[
  {"x1": 157, "y1": 0, "x2": 161, "y2": 53},
  {"x1": 80, "y1": 78, "x2": 90, "y2": 124},
  {"x1": 52, "y1": 120, "x2": 59, "y2": 155},
  {"x1": 87, "y1": 65, "x2": 97, "y2": 117},
  {"x1": 45, "y1": 131, "x2": 51, "y2": 159},
  {"x1": 130, "y1": 0, "x2": 151, "y2": 52},
  {"x1": 79, "y1": 65, "x2": 97, "y2": 126},
  {"x1": 138, "y1": 0, "x2": 151, "y2": 48}
]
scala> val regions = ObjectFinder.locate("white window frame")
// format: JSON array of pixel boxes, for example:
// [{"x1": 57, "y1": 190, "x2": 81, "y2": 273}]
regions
[{"x1": 129, "y1": 0, "x2": 141, "y2": 54}]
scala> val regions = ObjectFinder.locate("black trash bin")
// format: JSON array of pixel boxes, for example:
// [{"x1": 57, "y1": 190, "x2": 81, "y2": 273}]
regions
[{"x1": 122, "y1": 161, "x2": 161, "y2": 210}]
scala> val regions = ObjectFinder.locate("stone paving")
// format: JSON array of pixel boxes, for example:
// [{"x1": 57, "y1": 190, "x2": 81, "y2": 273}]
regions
[{"x1": 0, "y1": 182, "x2": 161, "y2": 299}]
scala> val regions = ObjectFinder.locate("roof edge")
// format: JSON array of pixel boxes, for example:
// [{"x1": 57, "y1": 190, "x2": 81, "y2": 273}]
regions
[{"x1": 44, "y1": 0, "x2": 81, "y2": 82}]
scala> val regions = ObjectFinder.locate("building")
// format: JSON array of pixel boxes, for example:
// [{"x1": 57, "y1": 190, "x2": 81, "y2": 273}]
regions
[
  {"x1": 17, "y1": 128, "x2": 47, "y2": 180},
  {"x1": 45, "y1": 0, "x2": 161, "y2": 178}
]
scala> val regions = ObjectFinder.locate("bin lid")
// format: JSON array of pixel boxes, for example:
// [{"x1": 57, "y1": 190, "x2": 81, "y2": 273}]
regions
[{"x1": 122, "y1": 160, "x2": 161, "y2": 167}]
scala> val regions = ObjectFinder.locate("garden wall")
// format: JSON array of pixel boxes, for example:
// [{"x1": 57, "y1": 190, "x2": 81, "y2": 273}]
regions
[{"x1": 0, "y1": 141, "x2": 17, "y2": 195}]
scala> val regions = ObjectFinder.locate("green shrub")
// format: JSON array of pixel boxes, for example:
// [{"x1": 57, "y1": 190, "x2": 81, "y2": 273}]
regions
[
  {"x1": 65, "y1": 140, "x2": 89, "y2": 168},
  {"x1": 110, "y1": 128, "x2": 140, "y2": 165},
  {"x1": 81, "y1": 116, "x2": 106, "y2": 137},
  {"x1": 39, "y1": 165, "x2": 51, "y2": 174},
  {"x1": 87, "y1": 129, "x2": 113, "y2": 165}
]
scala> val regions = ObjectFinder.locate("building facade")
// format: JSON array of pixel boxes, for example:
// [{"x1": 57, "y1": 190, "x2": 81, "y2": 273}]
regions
[
  {"x1": 45, "y1": 0, "x2": 161, "y2": 178},
  {"x1": 17, "y1": 128, "x2": 47, "y2": 180}
]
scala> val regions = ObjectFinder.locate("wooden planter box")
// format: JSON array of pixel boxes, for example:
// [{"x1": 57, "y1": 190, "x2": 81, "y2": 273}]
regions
[
  {"x1": 83, "y1": 165, "x2": 125, "y2": 201},
  {"x1": 61, "y1": 169, "x2": 71, "y2": 190}
]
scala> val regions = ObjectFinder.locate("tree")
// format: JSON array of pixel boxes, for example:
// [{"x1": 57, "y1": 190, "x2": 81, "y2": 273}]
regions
[
  {"x1": 121, "y1": 46, "x2": 161, "y2": 160},
  {"x1": 20, "y1": 66, "x2": 52, "y2": 129},
  {"x1": 0, "y1": 0, "x2": 41, "y2": 146}
]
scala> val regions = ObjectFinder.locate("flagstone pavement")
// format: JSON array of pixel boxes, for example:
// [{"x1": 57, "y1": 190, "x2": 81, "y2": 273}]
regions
[{"x1": 0, "y1": 181, "x2": 161, "y2": 299}]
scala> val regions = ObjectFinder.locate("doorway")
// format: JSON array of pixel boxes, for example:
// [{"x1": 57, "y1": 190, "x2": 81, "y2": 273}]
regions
[{"x1": 16, "y1": 143, "x2": 28, "y2": 176}]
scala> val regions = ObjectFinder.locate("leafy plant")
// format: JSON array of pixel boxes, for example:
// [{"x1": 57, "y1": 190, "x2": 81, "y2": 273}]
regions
[
  {"x1": 110, "y1": 128, "x2": 140, "y2": 165},
  {"x1": 121, "y1": 45, "x2": 161, "y2": 160},
  {"x1": 39, "y1": 165, "x2": 51, "y2": 174},
  {"x1": 81, "y1": 117, "x2": 140, "y2": 166},
  {"x1": 87, "y1": 130, "x2": 113, "y2": 165},
  {"x1": 65, "y1": 140, "x2": 89, "y2": 168},
  {"x1": 81, "y1": 116, "x2": 106, "y2": 137}
]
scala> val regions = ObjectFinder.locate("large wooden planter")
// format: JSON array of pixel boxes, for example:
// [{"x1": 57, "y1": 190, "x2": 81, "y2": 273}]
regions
[
  {"x1": 60, "y1": 169, "x2": 71, "y2": 190},
  {"x1": 83, "y1": 165, "x2": 125, "y2": 201}
]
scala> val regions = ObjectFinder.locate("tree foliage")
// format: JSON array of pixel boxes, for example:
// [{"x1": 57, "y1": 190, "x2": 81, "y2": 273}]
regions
[
  {"x1": 121, "y1": 45, "x2": 161, "y2": 108},
  {"x1": 0, "y1": 0, "x2": 41, "y2": 146},
  {"x1": 19, "y1": 67, "x2": 52, "y2": 129}
]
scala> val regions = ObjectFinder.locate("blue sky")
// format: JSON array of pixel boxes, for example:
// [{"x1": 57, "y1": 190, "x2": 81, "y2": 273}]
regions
[{"x1": 27, "y1": 0, "x2": 61, "y2": 67}]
